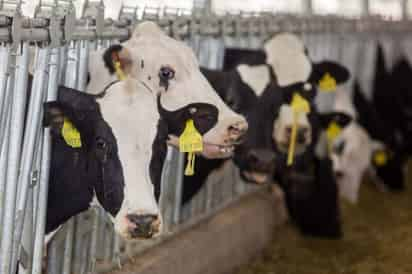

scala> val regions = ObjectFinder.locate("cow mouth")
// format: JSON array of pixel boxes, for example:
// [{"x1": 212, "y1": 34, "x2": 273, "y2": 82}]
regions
[
  {"x1": 277, "y1": 141, "x2": 307, "y2": 155},
  {"x1": 241, "y1": 171, "x2": 270, "y2": 185},
  {"x1": 167, "y1": 135, "x2": 235, "y2": 159},
  {"x1": 202, "y1": 143, "x2": 235, "y2": 159}
]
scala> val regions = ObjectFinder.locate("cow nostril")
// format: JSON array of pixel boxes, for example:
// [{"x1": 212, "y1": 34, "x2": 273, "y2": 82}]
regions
[{"x1": 127, "y1": 214, "x2": 159, "y2": 238}]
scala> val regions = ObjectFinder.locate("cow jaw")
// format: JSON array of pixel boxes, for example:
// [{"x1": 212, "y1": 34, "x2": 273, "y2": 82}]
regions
[{"x1": 97, "y1": 81, "x2": 162, "y2": 240}]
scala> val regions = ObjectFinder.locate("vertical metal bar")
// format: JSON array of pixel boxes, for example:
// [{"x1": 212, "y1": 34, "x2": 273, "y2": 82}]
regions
[
  {"x1": 10, "y1": 47, "x2": 50, "y2": 274},
  {"x1": 0, "y1": 67, "x2": 14, "y2": 229},
  {"x1": 32, "y1": 47, "x2": 61, "y2": 274},
  {"x1": 77, "y1": 40, "x2": 89, "y2": 91},
  {"x1": 302, "y1": 0, "x2": 313, "y2": 15},
  {"x1": 361, "y1": 0, "x2": 370, "y2": 16},
  {"x1": 0, "y1": 43, "x2": 30, "y2": 274},
  {"x1": 64, "y1": 41, "x2": 79, "y2": 89},
  {"x1": 402, "y1": 0, "x2": 408, "y2": 20},
  {"x1": 61, "y1": 219, "x2": 75, "y2": 274},
  {"x1": 0, "y1": 45, "x2": 11, "y2": 146}
]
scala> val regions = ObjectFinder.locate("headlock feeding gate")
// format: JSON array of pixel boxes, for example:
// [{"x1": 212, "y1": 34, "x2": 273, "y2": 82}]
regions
[{"x1": 0, "y1": 0, "x2": 412, "y2": 273}]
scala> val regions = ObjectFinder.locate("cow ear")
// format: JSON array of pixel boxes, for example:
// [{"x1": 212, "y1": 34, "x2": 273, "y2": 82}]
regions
[
  {"x1": 43, "y1": 101, "x2": 84, "y2": 149},
  {"x1": 318, "y1": 111, "x2": 352, "y2": 129},
  {"x1": 102, "y1": 44, "x2": 133, "y2": 79},
  {"x1": 312, "y1": 61, "x2": 350, "y2": 92}
]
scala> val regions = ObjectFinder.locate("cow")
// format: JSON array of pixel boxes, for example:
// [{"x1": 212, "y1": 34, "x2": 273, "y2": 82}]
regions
[
  {"x1": 329, "y1": 88, "x2": 373, "y2": 204},
  {"x1": 182, "y1": 33, "x2": 350, "y2": 205},
  {"x1": 353, "y1": 81, "x2": 407, "y2": 192},
  {"x1": 275, "y1": 111, "x2": 352, "y2": 238},
  {"x1": 83, "y1": 21, "x2": 247, "y2": 238}
]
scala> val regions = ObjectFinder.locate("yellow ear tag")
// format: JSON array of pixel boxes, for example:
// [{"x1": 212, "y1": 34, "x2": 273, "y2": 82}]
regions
[
  {"x1": 319, "y1": 73, "x2": 337, "y2": 92},
  {"x1": 179, "y1": 119, "x2": 203, "y2": 176},
  {"x1": 326, "y1": 122, "x2": 342, "y2": 152},
  {"x1": 114, "y1": 61, "x2": 126, "y2": 81},
  {"x1": 373, "y1": 150, "x2": 388, "y2": 167},
  {"x1": 62, "y1": 117, "x2": 82, "y2": 148},
  {"x1": 287, "y1": 93, "x2": 311, "y2": 166}
]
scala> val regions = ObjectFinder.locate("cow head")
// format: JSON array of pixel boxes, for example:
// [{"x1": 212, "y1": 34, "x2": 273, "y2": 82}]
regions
[
  {"x1": 85, "y1": 22, "x2": 246, "y2": 239},
  {"x1": 265, "y1": 33, "x2": 350, "y2": 159},
  {"x1": 92, "y1": 22, "x2": 247, "y2": 159},
  {"x1": 44, "y1": 87, "x2": 124, "y2": 234}
]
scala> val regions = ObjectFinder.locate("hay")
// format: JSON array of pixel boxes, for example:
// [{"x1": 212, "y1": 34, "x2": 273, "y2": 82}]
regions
[{"x1": 237, "y1": 169, "x2": 412, "y2": 274}]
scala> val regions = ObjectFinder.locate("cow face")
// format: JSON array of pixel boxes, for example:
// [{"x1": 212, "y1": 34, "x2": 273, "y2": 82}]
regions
[
  {"x1": 97, "y1": 22, "x2": 247, "y2": 160},
  {"x1": 44, "y1": 87, "x2": 124, "y2": 234},
  {"x1": 329, "y1": 123, "x2": 372, "y2": 204}
]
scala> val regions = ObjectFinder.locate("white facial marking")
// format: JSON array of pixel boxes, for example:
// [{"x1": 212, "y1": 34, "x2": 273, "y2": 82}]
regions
[
  {"x1": 97, "y1": 80, "x2": 161, "y2": 239},
  {"x1": 236, "y1": 64, "x2": 270, "y2": 97},
  {"x1": 330, "y1": 123, "x2": 372, "y2": 204},
  {"x1": 264, "y1": 33, "x2": 312, "y2": 87},
  {"x1": 273, "y1": 104, "x2": 311, "y2": 154}
]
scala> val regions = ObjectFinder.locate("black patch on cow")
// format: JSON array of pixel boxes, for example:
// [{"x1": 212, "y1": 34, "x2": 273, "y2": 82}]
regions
[
  {"x1": 277, "y1": 155, "x2": 342, "y2": 239},
  {"x1": 353, "y1": 80, "x2": 406, "y2": 191},
  {"x1": 149, "y1": 95, "x2": 220, "y2": 202},
  {"x1": 102, "y1": 44, "x2": 123, "y2": 75},
  {"x1": 223, "y1": 48, "x2": 267, "y2": 71}
]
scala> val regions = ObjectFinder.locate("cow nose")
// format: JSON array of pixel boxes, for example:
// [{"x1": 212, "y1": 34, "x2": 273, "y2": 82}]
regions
[
  {"x1": 227, "y1": 119, "x2": 248, "y2": 143},
  {"x1": 127, "y1": 214, "x2": 160, "y2": 239},
  {"x1": 247, "y1": 149, "x2": 276, "y2": 170}
]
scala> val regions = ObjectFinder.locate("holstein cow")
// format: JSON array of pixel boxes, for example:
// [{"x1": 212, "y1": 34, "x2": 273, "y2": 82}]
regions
[
  {"x1": 353, "y1": 81, "x2": 407, "y2": 192},
  {"x1": 275, "y1": 110, "x2": 352, "y2": 238},
  {"x1": 182, "y1": 33, "x2": 350, "y2": 205},
  {"x1": 183, "y1": 33, "x2": 349, "y2": 206},
  {"x1": 84, "y1": 22, "x2": 247, "y2": 236},
  {"x1": 329, "y1": 88, "x2": 373, "y2": 204}
]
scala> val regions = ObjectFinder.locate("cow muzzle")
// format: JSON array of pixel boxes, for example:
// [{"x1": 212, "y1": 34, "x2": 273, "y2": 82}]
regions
[
  {"x1": 240, "y1": 149, "x2": 276, "y2": 184},
  {"x1": 202, "y1": 116, "x2": 248, "y2": 159},
  {"x1": 125, "y1": 214, "x2": 161, "y2": 239}
]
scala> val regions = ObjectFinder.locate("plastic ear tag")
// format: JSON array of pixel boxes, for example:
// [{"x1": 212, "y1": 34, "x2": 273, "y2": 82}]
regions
[
  {"x1": 179, "y1": 119, "x2": 203, "y2": 176},
  {"x1": 62, "y1": 117, "x2": 82, "y2": 148},
  {"x1": 326, "y1": 122, "x2": 342, "y2": 144},
  {"x1": 290, "y1": 93, "x2": 310, "y2": 114},
  {"x1": 373, "y1": 150, "x2": 388, "y2": 167},
  {"x1": 319, "y1": 73, "x2": 337, "y2": 92},
  {"x1": 287, "y1": 93, "x2": 310, "y2": 166},
  {"x1": 114, "y1": 61, "x2": 126, "y2": 81}
]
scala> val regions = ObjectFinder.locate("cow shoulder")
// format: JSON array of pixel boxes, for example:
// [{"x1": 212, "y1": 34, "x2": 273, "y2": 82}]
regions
[{"x1": 236, "y1": 64, "x2": 270, "y2": 97}]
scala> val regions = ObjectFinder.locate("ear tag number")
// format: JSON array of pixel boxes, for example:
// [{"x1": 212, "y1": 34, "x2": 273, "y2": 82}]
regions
[
  {"x1": 326, "y1": 121, "x2": 342, "y2": 152},
  {"x1": 179, "y1": 119, "x2": 203, "y2": 176},
  {"x1": 114, "y1": 61, "x2": 126, "y2": 81},
  {"x1": 287, "y1": 93, "x2": 310, "y2": 166},
  {"x1": 62, "y1": 117, "x2": 82, "y2": 148},
  {"x1": 319, "y1": 73, "x2": 337, "y2": 92},
  {"x1": 373, "y1": 150, "x2": 388, "y2": 166}
]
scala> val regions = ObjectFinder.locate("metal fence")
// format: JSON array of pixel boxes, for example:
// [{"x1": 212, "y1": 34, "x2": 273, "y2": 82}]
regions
[{"x1": 0, "y1": 1, "x2": 412, "y2": 274}]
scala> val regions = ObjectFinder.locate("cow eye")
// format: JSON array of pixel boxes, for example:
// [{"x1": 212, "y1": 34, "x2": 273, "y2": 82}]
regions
[
  {"x1": 159, "y1": 66, "x2": 175, "y2": 80},
  {"x1": 96, "y1": 138, "x2": 107, "y2": 149}
]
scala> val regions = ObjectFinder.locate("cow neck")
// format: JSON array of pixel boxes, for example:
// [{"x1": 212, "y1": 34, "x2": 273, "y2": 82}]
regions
[{"x1": 94, "y1": 80, "x2": 121, "y2": 98}]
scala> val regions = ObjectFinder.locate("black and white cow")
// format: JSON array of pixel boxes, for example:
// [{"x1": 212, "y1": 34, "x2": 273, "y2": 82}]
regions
[
  {"x1": 83, "y1": 22, "x2": 247, "y2": 238},
  {"x1": 329, "y1": 88, "x2": 373, "y2": 204},
  {"x1": 353, "y1": 81, "x2": 407, "y2": 192},
  {"x1": 275, "y1": 111, "x2": 352, "y2": 238},
  {"x1": 181, "y1": 33, "x2": 350, "y2": 205}
]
